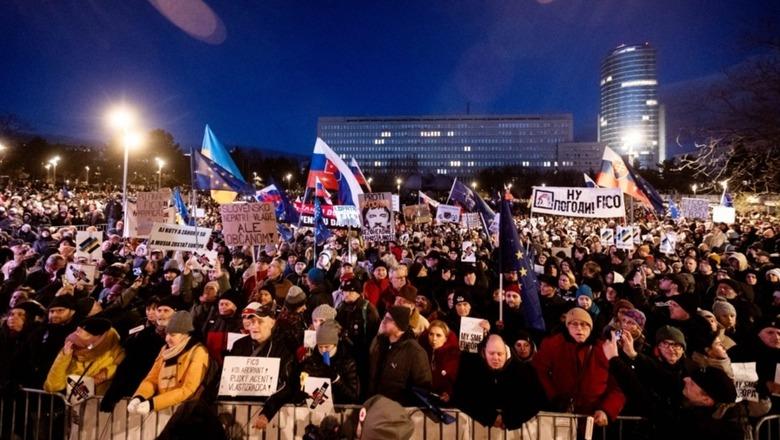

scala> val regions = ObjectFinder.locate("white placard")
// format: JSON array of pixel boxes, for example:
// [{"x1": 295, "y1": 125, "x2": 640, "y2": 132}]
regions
[
  {"x1": 75, "y1": 231, "x2": 102, "y2": 262},
  {"x1": 615, "y1": 226, "x2": 634, "y2": 250},
  {"x1": 391, "y1": 194, "x2": 400, "y2": 212},
  {"x1": 632, "y1": 226, "x2": 642, "y2": 244},
  {"x1": 459, "y1": 317, "x2": 484, "y2": 353},
  {"x1": 436, "y1": 205, "x2": 461, "y2": 224},
  {"x1": 227, "y1": 333, "x2": 248, "y2": 351},
  {"x1": 681, "y1": 198, "x2": 710, "y2": 220},
  {"x1": 461, "y1": 241, "x2": 476, "y2": 262},
  {"x1": 136, "y1": 189, "x2": 173, "y2": 238},
  {"x1": 659, "y1": 232, "x2": 677, "y2": 255},
  {"x1": 461, "y1": 212, "x2": 482, "y2": 229},
  {"x1": 713, "y1": 206, "x2": 736, "y2": 224},
  {"x1": 303, "y1": 376, "x2": 334, "y2": 417},
  {"x1": 65, "y1": 262, "x2": 98, "y2": 286},
  {"x1": 304, "y1": 330, "x2": 317, "y2": 349},
  {"x1": 147, "y1": 223, "x2": 212, "y2": 253},
  {"x1": 218, "y1": 356, "x2": 280, "y2": 397},
  {"x1": 530, "y1": 187, "x2": 625, "y2": 218},
  {"x1": 600, "y1": 228, "x2": 615, "y2": 246},
  {"x1": 66, "y1": 375, "x2": 95, "y2": 405},
  {"x1": 733, "y1": 362, "x2": 759, "y2": 402},
  {"x1": 359, "y1": 193, "x2": 395, "y2": 242},
  {"x1": 332, "y1": 205, "x2": 361, "y2": 228}
]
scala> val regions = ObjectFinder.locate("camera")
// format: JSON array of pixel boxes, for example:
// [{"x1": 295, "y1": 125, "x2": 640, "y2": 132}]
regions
[
  {"x1": 132, "y1": 267, "x2": 142, "y2": 277},
  {"x1": 614, "y1": 329, "x2": 623, "y2": 341}
]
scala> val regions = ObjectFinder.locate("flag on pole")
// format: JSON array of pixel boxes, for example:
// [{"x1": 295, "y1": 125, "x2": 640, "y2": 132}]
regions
[
  {"x1": 418, "y1": 191, "x2": 441, "y2": 208},
  {"x1": 349, "y1": 158, "x2": 372, "y2": 193},
  {"x1": 448, "y1": 179, "x2": 496, "y2": 231},
  {"x1": 498, "y1": 192, "x2": 545, "y2": 333},
  {"x1": 720, "y1": 187, "x2": 733, "y2": 207},
  {"x1": 306, "y1": 138, "x2": 363, "y2": 207},
  {"x1": 314, "y1": 178, "x2": 332, "y2": 244},
  {"x1": 596, "y1": 146, "x2": 664, "y2": 214},
  {"x1": 201, "y1": 125, "x2": 246, "y2": 180},
  {"x1": 172, "y1": 187, "x2": 192, "y2": 225},
  {"x1": 583, "y1": 173, "x2": 599, "y2": 188},
  {"x1": 668, "y1": 197, "x2": 680, "y2": 220},
  {"x1": 191, "y1": 149, "x2": 255, "y2": 194},
  {"x1": 256, "y1": 180, "x2": 300, "y2": 225}
]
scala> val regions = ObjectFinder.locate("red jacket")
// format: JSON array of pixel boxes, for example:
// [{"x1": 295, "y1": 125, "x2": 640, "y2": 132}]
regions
[
  {"x1": 419, "y1": 329, "x2": 460, "y2": 400},
  {"x1": 363, "y1": 278, "x2": 389, "y2": 307},
  {"x1": 532, "y1": 332, "x2": 625, "y2": 420}
]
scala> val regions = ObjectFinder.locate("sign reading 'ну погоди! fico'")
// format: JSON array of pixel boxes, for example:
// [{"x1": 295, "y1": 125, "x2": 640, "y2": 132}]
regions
[
  {"x1": 530, "y1": 187, "x2": 625, "y2": 218},
  {"x1": 219, "y1": 202, "x2": 278, "y2": 247},
  {"x1": 148, "y1": 223, "x2": 212, "y2": 253}
]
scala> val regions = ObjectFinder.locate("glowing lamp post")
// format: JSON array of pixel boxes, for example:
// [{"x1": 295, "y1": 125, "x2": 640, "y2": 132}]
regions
[{"x1": 155, "y1": 157, "x2": 165, "y2": 189}]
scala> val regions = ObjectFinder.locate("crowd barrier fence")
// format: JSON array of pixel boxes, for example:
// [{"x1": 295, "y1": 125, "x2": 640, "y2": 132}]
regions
[
  {"x1": 2, "y1": 388, "x2": 651, "y2": 440},
  {"x1": 754, "y1": 414, "x2": 780, "y2": 440}
]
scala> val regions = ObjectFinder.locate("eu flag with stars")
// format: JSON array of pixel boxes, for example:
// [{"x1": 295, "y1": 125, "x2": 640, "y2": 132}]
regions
[
  {"x1": 449, "y1": 179, "x2": 496, "y2": 231},
  {"x1": 172, "y1": 187, "x2": 193, "y2": 226},
  {"x1": 499, "y1": 195, "x2": 545, "y2": 332},
  {"x1": 668, "y1": 196, "x2": 680, "y2": 220},
  {"x1": 314, "y1": 178, "x2": 332, "y2": 244},
  {"x1": 191, "y1": 149, "x2": 255, "y2": 195}
]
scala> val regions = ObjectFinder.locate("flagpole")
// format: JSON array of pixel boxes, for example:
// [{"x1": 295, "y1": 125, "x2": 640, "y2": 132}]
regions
[{"x1": 446, "y1": 178, "x2": 458, "y2": 205}]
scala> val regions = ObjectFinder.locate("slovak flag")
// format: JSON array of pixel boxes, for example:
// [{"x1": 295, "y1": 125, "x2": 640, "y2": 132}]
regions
[
  {"x1": 350, "y1": 158, "x2": 372, "y2": 193},
  {"x1": 306, "y1": 138, "x2": 363, "y2": 207},
  {"x1": 596, "y1": 146, "x2": 663, "y2": 213}
]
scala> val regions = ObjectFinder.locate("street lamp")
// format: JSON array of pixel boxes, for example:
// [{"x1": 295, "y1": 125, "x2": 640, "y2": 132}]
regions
[
  {"x1": 285, "y1": 173, "x2": 292, "y2": 185},
  {"x1": 155, "y1": 157, "x2": 165, "y2": 189},
  {"x1": 85, "y1": 166, "x2": 90, "y2": 186},
  {"x1": 44, "y1": 163, "x2": 51, "y2": 182},
  {"x1": 720, "y1": 180, "x2": 728, "y2": 190},
  {"x1": 396, "y1": 177, "x2": 402, "y2": 194},
  {"x1": 691, "y1": 184, "x2": 697, "y2": 196},
  {"x1": 49, "y1": 156, "x2": 60, "y2": 183},
  {"x1": 106, "y1": 104, "x2": 142, "y2": 235},
  {"x1": 470, "y1": 181, "x2": 477, "y2": 190}
]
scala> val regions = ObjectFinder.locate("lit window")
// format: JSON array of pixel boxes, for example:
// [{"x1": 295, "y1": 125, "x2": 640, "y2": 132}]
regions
[
  {"x1": 642, "y1": 115, "x2": 650, "y2": 121},
  {"x1": 646, "y1": 99, "x2": 658, "y2": 106},
  {"x1": 463, "y1": 145, "x2": 471, "y2": 152},
  {"x1": 621, "y1": 79, "x2": 657, "y2": 88}
]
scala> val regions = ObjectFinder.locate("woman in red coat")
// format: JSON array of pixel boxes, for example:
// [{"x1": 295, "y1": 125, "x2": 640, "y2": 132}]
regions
[
  {"x1": 532, "y1": 307, "x2": 625, "y2": 426},
  {"x1": 419, "y1": 320, "x2": 460, "y2": 404},
  {"x1": 362, "y1": 262, "x2": 390, "y2": 307}
]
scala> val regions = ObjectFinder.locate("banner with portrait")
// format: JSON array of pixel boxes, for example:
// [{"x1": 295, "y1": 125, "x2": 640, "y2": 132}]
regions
[{"x1": 359, "y1": 192, "x2": 395, "y2": 242}]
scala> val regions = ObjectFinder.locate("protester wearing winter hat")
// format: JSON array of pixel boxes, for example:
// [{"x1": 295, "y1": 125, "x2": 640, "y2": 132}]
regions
[
  {"x1": 0, "y1": 301, "x2": 44, "y2": 393},
  {"x1": 311, "y1": 304, "x2": 337, "y2": 329},
  {"x1": 275, "y1": 286, "x2": 309, "y2": 355},
  {"x1": 203, "y1": 289, "x2": 243, "y2": 363},
  {"x1": 298, "y1": 320, "x2": 360, "y2": 404},
  {"x1": 336, "y1": 275, "x2": 380, "y2": 401},
  {"x1": 368, "y1": 305, "x2": 432, "y2": 405},
  {"x1": 44, "y1": 317, "x2": 125, "y2": 396},
  {"x1": 26, "y1": 294, "x2": 80, "y2": 388},
  {"x1": 356, "y1": 395, "x2": 414, "y2": 440},
  {"x1": 305, "y1": 268, "x2": 332, "y2": 321},
  {"x1": 533, "y1": 307, "x2": 625, "y2": 426}
]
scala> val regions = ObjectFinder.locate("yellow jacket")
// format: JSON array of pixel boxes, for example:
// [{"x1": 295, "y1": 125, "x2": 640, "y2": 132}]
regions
[
  {"x1": 133, "y1": 340, "x2": 209, "y2": 411},
  {"x1": 44, "y1": 328, "x2": 125, "y2": 395}
]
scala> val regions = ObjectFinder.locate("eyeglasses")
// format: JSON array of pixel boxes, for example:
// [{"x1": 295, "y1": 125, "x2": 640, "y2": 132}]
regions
[
  {"x1": 567, "y1": 321, "x2": 591, "y2": 329},
  {"x1": 659, "y1": 340, "x2": 684, "y2": 350}
]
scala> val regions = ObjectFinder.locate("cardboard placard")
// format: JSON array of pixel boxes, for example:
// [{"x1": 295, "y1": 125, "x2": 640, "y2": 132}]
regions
[
  {"x1": 530, "y1": 187, "x2": 625, "y2": 218},
  {"x1": 461, "y1": 241, "x2": 476, "y2": 262},
  {"x1": 615, "y1": 226, "x2": 634, "y2": 250},
  {"x1": 681, "y1": 198, "x2": 710, "y2": 220},
  {"x1": 218, "y1": 356, "x2": 280, "y2": 397},
  {"x1": 148, "y1": 223, "x2": 212, "y2": 253},
  {"x1": 75, "y1": 231, "x2": 102, "y2": 262},
  {"x1": 359, "y1": 193, "x2": 395, "y2": 242},
  {"x1": 136, "y1": 189, "x2": 173, "y2": 238},
  {"x1": 461, "y1": 212, "x2": 482, "y2": 229},
  {"x1": 220, "y1": 202, "x2": 279, "y2": 247},
  {"x1": 391, "y1": 195, "x2": 400, "y2": 213},
  {"x1": 713, "y1": 206, "x2": 736, "y2": 224},
  {"x1": 458, "y1": 317, "x2": 484, "y2": 353},
  {"x1": 600, "y1": 228, "x2": 615, "y2": 246},
  {"x1": 303, "y1": 376, "x2": 333, "y2": 416},
  {"x1": 303, "y1": 330, "x2": 317, "y2": 349},
  {"x1": 402, "y1": 204, "x2": 432, "y2": 224},
  {"x1": 659, "y1": 232, "x2": 677, "y2": 255},
  {"x1": 733, "y1": 362, "x2": 758, "y2": 402},
  {"x1": 436, "y1": 204, "x2": 461, "y2": 224},
  {"x1": 65, "y1": 262, "x2": 98, "y2": 285}
]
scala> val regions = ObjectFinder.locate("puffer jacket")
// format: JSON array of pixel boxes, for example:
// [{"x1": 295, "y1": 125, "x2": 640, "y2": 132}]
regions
[
  {"x1": 44, "y1": 328, "x2": 125, "y2": 395},
  {"x1": 368, "y1": 331, "x2": 432, "y2": 406},
  {"x1": 133, "y1": 337, "x2": 209, "y2": 411}
]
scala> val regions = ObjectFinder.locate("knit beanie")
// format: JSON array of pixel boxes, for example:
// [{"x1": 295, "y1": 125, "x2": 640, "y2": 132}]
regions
[
  {"x1": 80, "y1": 317, "x2": 112, "y2": 336},
  {"x1": 669, "y1": 294, "x2": 698, "y2": 317},
  {"x1": 621, "y1": 309, "x2": 646, "y2": 329},
  {"x1": 687, "y1": 315, "x2": 719, "y2": 354},
  {"x1": 158, "y1": 295, "x2": 183, "y2": 311},
  {"x1": 388, "y1": 305, "x2": 411, "y2": 332},
  {"x1": 49, "y1": 295, "x2": 78, "y2": 311},
  {"x1": 575, "y1": 284, "x2": 593, "y2": 299},
  {"x1": 285, "y1": 285, "x2": 307, "y2": 308},
  {"x1": 712, "y1": 300, "x2": 737, "y2": 319},
  {"x1": 316, "y1": 320, "x2": 340, "y2": 346},
  {"x1": 398, "y1": 284, "x2": 418, "y2": 303},
  {"x1": 307, "y1": 268, "x2": 325, "y2": 285},
  {"x1": 166, "y1": 310, "x2": 194, "y2": 334},
  {"x1": 360, "y1": 395, "x2": 414, "y2": 440},
  {"x1": 312, "y1": 304, "x2": 337, "y2": 322},
  {"x1": 565, "y1": 307, "x2": 593, "y2": 328},
  {"x1": 690, "y1": 367, "x2": 737, "y2": 404},
  {"x1": 655, "y1": 325, "x2": 686, "y2": 350},
  {"x1": 219, "y1": 290, "x2": 244, "y2": 311}
]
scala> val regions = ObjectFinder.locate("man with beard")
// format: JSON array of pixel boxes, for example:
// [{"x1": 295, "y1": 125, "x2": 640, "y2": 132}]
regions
[
  {"x1": 26, "y1": 295, "x2": 80, "y2": 388},
  {"x1": 99, "y1": 296, "x2": 175, "y2": 412},
  {"x1": 336, "y1": 279, "x2": 379, "y2": 400}
]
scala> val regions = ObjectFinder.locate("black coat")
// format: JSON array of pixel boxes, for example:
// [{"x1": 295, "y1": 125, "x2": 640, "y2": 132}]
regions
[
  {"x1": 368, "y1": 331, "x2": 432, "y2": 406},
  {"x1": 26, "y1": 320, "x2": 78, "y2": 388},
  {"x1": 0, "y1": 323, "x2": 38, "y2": 395},
  {"x1": 299, "y1": 348, "x2": 360, "y2": 404},
  {"x1": 454, "y1": 353, "x2": 546, "y2": 429}
]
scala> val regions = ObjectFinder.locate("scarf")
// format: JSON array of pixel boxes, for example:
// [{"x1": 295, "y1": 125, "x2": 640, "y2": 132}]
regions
[
  {"x1": 691, "y1": 351, "x2": 734, "y2": 379},
  {"x1": 65, "y1": 328, "x2": 118, "y2": 363},
  {"x1": 158, "y1": 335, "x2": 191, "y2": 391}
]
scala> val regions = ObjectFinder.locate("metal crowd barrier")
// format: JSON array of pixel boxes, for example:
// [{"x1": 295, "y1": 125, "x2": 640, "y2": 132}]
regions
[
  {"x1": 1, "y1": 388, "x2": 649, "y2": 440},
  {"x1": 755, "y1": 414, "x2": 780, "y2": 440}
]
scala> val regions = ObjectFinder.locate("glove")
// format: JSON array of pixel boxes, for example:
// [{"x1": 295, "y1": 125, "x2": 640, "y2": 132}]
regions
[
  {"x1": 135, "y1": 400, "x2": 151, "y2": 415},
  {"x1": 127, "y1": 396, "x2": 143, "y2": 414}
]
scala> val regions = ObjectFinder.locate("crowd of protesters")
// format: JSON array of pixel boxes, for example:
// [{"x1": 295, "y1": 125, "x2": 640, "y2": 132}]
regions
[{"x1": 0, "y1": 181, "x2": 779, "y2": 439}]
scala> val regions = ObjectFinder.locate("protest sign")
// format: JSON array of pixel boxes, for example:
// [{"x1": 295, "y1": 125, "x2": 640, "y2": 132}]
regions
[
  {"x1": 733, "y1": 362, "x2": 759, "y2": 402},
  {"x1": 713, "y1": 206, "x2": 736, "y2": 224},
  {"x1": 75, "y1": 231, "x2": 102, "y2": 262},
  {"x1": 551, "y1": 246, "x2": 572, "y2": 258},
  {"x1": 459, "y1": 317, "x2": 484, "y2": 353},
  {"x1": 530, "y1": 187, "x2": 625, "y2": 218},
  {"x1": 227, "y1": 333, "x2": 247, "y2": 351},
  {"x1": 436, "y1": 204, "x2": 461, "y2": 224},
  {"x1": 220, "y1": 202, "x2": 278, "y2": 247},
  {"x1": 332, "y1": 205, "x2": 361, "y2": 228},
  {"x1": 681, "y1": 198, "x2": 710, "y2": 220},
  {"x1": 303, "y1": 376, "x2": 334, "y2": 417},
  {"x1": 359, "y1": 193, "x2": 395, "y2": 242},
  {"x1": 461, "y1": 241, "x2": 476, "y2": 262},
  {"x1": 66, "y1": 375, "x2": 95, "y2": 405},
  {"x1": 391, "y1": 194, "x2": 400, "y2": 212},
  {"x1": 65, "y1": 262, "x2": 98, "y2": 286},
  {"x1": 659, "y1": 232, "x2": 677, "y2": 255},
  {"x1": 136, "y1": 189, "x2": 173, "y2": 237},
  {"x1": 148, "y1": 223, "x2": 212, "y2": 253},
  {"x1": 461, "y1": 212, "x2": 482, "y2": 229},
  {"x1": 600, "y1": 228, "x2": 615, "y2": 246},
  {"x1": 219, "y1": 356, "x2": 280, "y2": 397},
  {"x1": 303, "y1": 330, "x2": 317, "y2": 349},
  {"x1": 615, "y1": 226, "x2": 634, "y2": 250},
  {"x1": 403, "y1": 204, "x2": 431, "y2": 224},
  {"x1": 632, "y1": 226, "x2": 642, "y2": 244}
]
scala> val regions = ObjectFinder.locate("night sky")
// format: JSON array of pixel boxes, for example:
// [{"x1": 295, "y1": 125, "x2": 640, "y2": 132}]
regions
[{"x1": 1, "y1": 0, "x2": 776, "y2": 155}]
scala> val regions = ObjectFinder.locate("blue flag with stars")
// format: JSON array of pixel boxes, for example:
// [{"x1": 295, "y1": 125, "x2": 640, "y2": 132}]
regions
[
  {"x1": 668, "y1": 196, "x2": 680, "y2": 220},
  {"x1": 172, "y1": 187, "x2": 193, "y2": 226},
  {"x1": 314, "y1": 178, "x2": 332, "y2": 244},
  {"x1": 499, "y1": 196, "x2": 545, "y2": 332},
  {"x1": 191, "y1": 149, "x2": 255, "y2": 195}
]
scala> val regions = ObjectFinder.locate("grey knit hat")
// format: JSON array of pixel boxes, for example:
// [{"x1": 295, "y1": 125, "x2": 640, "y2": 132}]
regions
[
  {"x1": 166, "y1": 310, "x2": 194, "y2": 334},
  {"x1": 312, "y1": 304, "x2": 337, "y2": 322},
  {"x1": 712, "y1": 300, "x2": 737, "y2": 319},
  {"x1": 285, "y1": 285, "x2": 307, "y2": 308},
  {"x1": 316, "y1": 320, "x2": 341, "y2": 346}
]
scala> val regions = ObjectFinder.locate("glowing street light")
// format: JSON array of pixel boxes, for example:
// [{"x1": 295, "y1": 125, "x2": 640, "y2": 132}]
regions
[
  {"x1": 396, "y1": 177, "x2": 402, "y2": 194},
  {"x1": 85, "y1": 166, "x2": 90, "y2": 186},
  {"x1": 44, "y1": 163, "x2": 51, "y2": 182},
  {"x1": 720, "y1": 180, "x2": 729, "y2": 190},
  {"x1": 107, "y1": 106, "x2": 137, "y2": 132},
  {"x1": 470, "y1": 181, "x2": 477, "y2": 190},
  {"x1": 155, "y1": 157, "x2": 165, "y2": 189},
  {"x1": 691, "y1": 183, "x2": 697, "y2": 196},
  {"x1": 106, "y1": 103, "x2": 143, "y2": 233},
  {"x1": 49, "y1": 156, "x2": 61, "y2": 183},
  {"x1": 285, "y1": 173, "x2": 292, "y2": 185}
]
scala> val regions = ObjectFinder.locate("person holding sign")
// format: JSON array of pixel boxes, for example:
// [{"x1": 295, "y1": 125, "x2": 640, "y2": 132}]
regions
[
  {"x1": 454, "y1": 334, "x2": 545, "y2": 429},
  {"x1": 229, "y1": 303, "x2": 296, "y2": 431},
  {"x1": 298, "y1": 320, "x2": 360, "y2": 404}
]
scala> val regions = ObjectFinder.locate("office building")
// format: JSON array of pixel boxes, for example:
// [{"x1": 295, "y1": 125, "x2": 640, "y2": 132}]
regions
[
  {"x1": 317, "y1": 114, "x2": 573, "y2": 178},
  {"x1": 556, "y1": 142, "x2": 605, "y2": 174},
  {"x1": 598, "y1": 43, "x2": 665, "y2": 169}
]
